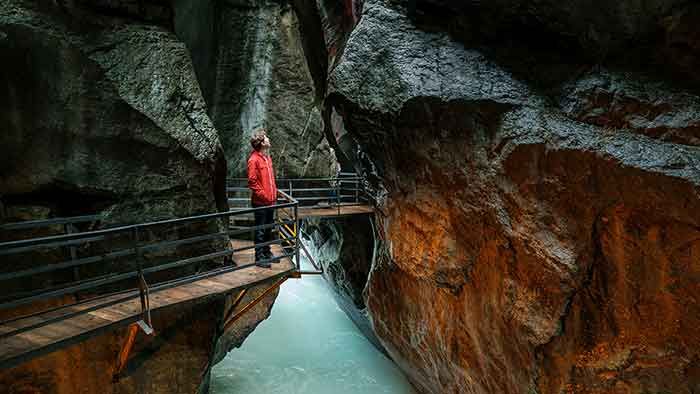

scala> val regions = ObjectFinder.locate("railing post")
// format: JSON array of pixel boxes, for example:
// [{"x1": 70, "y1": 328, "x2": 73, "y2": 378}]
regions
[
  {"x1": 289, "y1": 181, "x2": 293, "y2": 200},
  {"x1": 64, "y1": 223, "x2": 80, "y2": 282},
  {"x1": 294, "y1": 204, "x2": 300, "y2": 271},
  {"x1": 336, "y1": 180, "x2": 341, "y2": 215},
  {"x1": 133, "y1": 226, "x2": 153, "y2": 335},
  {"x1": 354, "y1": 178, "x2": 359, "y2": 203}
]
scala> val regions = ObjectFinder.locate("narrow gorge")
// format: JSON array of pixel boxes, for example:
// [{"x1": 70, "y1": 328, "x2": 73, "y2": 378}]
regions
[{"x1": 1, "y1": 0, "x2": 700, "y2": 393}]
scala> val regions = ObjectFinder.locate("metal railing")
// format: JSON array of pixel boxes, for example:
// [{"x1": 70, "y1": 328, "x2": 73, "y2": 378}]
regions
[
  {"x1": 226, "y1": 172, "x2": 370, "y2": 209},
  {"x1": 0, "y1": 214, "x2": 104, "y2": 283},
  {"x1": 0, "y1": 173, "x2": 372, "y2": 336},
  {"x1": 0, "y1": 191, "x2": 301, "y2": 335},
  {"x1": 226, "y1": 173, "x2": 371, "y2": 274}
]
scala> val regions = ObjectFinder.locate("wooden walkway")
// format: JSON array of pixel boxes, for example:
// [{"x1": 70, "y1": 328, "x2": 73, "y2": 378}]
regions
[
  {"x1": 231, "y1": 204, "x2": 374, "y2": 225},
  {"x1": 0, "y1": 241, "x2": 294, "y2": 370},
  {"x1": 298, "y1": 204, "x2": 374, "y2": 218}
]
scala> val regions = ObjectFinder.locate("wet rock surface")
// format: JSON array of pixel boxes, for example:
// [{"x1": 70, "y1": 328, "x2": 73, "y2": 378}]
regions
[
  {"x1": 0, "y1": 0, "x2": 226, "y2": 223},
  {"x1": 175, "y1": 0, "x2": 336, "y2": 178},
  {"x1": 319, "y1": 0, "x2": 700, "y2": 392},
  {"x1": 398, "y1": 0, "x2": 700, "y2": 86},
  {"x1": 304, "y1": 217, "x2": 374, "y2": 309},
  {"x1": 3, "y1": 0, "x2": 700, "y2": 392},
  {"x1": 559, "y1": 69, "x2": 700, "y2": 147},
  {"x1": 0, "y1": 2, "x2": 277, "y2": 393}
]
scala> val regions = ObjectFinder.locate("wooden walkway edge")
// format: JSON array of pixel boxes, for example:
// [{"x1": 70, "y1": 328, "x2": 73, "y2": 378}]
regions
[
  {"x1": 0, "y1": 242, "x2": 294, "y2": 370},
  {"x1": 298, "y1": 204, "x2": 374, "y2": 218}
]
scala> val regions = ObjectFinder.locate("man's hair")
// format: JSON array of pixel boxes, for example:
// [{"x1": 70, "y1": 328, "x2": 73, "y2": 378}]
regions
[{"x1": 250, "y1": 128, "x2": 267, "y2": 151}]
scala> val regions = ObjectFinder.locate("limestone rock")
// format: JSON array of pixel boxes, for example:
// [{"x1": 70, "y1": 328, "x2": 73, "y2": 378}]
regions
[
  {"x1": 323, "y1": 0, "x2": 700, "y2": 392},
  {"x1": 0, "y1": 0, "x2": 226, "y2": 224},
  {"x1": 175, "y1": 0, "x2": 336, "y2": 178},
  {"x1": 559, "y1": 69, "x2": 700, "y2": 147},
  {"x1": 0, "y1": 2, "x2": 273, "y2": 393}
]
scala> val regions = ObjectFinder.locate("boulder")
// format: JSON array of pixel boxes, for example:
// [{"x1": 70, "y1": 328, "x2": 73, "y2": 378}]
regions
[
  {"x1": 0, "y1": 0, "x2": 226, "y2": 224},
  {"x1": 324, "y1": 1, "x2": 700, "y2": 392}
]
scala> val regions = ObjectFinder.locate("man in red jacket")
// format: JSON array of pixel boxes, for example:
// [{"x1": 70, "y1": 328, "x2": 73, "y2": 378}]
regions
[{"x1": 247, "y1": 129, "x2": 278, "y2": 267}]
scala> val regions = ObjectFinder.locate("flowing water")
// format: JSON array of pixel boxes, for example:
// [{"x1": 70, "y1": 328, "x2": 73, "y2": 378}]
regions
[{"x1": 210, "y1": 256, "x2": 416, "y2": 394}]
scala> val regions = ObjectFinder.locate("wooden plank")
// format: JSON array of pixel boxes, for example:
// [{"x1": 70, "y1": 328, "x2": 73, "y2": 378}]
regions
[
  {"x1": 193, "y1": 278, "x2": 236, "y2": 292},
  {"x1": 108, "y1": 302, "x2": 142, "y2": 319},
  {"x1": 0, "y1": 247, "x2": 296, "y2": 370},
  {"x1": 88, "y1": 308, "x2": 131, "y2": 322},
  {"x1": 298, "y1": 204, "x2": 373, "y2": 218},
  {"x1": 15, "y1": 317, "x2": 95, "y2": 352},
  {"x1": 0, "y1": 325, "x2": 16, "y2": 335},
  {"x1": 1, "y1": 335, "x2": 39, "y2": 360},
  {"x1": 15, "y1": 328, "x2": 70, "y2": 350},
  {"x1": 230, "y1": 204, "x2": 372, "y2": 228},
  {"x1": 1, "y1": 291, "x2": 137, "y2": 334},
  {"x1": 151, "y1": 287, "x2": 193, "y2": 305}
]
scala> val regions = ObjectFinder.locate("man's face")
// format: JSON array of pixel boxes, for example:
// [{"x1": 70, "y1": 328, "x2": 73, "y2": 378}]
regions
[{"x1": 262, "y1": 136, "x2": 271, "y2": 149}]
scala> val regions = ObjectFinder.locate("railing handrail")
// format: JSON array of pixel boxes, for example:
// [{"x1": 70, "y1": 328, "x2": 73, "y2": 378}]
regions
[
  {"x1": 277, "y1": 189, "x2": 295, "y2": 203},
  {"x1": 227, "y1": 172, "x2": 361, "y2": 183},
  {"x1": 0, "y1": 214, "x2": 103, "y2": 231},
  {"x1": 228, "y1": 177, "x2": 360, "y2": 183},
  {"x1": 226, "y1": 173, "x2": 370, "y2": 209},
  {"x1": 0, "y1": 195, "x2": 302, "y2": 317},
  {"x1": 0, "y1": 173, "x2": 372, "y2": 316},
  {"x1": 0, "y1": 201, "x2": 297, "y2": 252}
]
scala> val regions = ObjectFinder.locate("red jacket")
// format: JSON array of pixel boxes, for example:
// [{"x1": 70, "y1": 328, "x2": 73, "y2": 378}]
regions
[{"x1": 247, "y1": 150, "x2": 278, "y2": 206}]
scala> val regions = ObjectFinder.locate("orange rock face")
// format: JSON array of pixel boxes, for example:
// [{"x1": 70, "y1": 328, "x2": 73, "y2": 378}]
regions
[
  {"x1": 364, "y1": 142, "x2": 700, "y2": 394},
  {"x1": 321, "y1": 2, "x2": 700, "y2": 391}
]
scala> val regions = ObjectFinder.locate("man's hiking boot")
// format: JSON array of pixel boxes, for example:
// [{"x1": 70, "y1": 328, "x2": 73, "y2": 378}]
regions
[
  {"x1": 256, "y1": 260, "x2": 271, "y2": 268},
  {"x1": 256, "y1": 254, "x2": 271, "y2": 268},
  {"x1": 223, "y1": 255, "x2": 237, "y2": 267},
  {"x1": 264, "y1": 250, "x2": 278, "y2": 263}
]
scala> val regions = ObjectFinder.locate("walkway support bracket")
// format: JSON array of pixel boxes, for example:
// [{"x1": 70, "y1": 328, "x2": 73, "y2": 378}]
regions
[
  {"x1": 114, "y1": 323, "x2": 139, "y2": 380},
  {"x1": 222, "y1": 289, "x2": 248, "y2": 329},
  {"x1": 134, "y1": 227, "x2": 154, "y2": 335},
  {"x1": 222, "y1": 276, "x2": 288, "y2": 332}
]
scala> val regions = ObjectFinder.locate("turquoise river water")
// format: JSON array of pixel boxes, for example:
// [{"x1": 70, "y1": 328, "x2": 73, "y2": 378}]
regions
[{"x1": 210, "y1": 257, "x2": 416, "y2": 394}]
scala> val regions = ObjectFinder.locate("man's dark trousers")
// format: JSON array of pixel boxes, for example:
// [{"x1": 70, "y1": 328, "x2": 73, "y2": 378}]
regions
[{"x1": 253, "y1": 202, "x2": 274, "y2": 262}]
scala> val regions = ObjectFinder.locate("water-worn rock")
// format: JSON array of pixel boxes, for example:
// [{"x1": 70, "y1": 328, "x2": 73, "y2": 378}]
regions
[
  {"x1": 559, "y1": 69, "x2": 700, "y2": 147},
  {"x1": 0, "y1": 0, "x2": 226, "y2": 224},
  {"x1": 322, "y1": 0, "x2": 700, "y2": 392},
  {"x1": 0, "y1": 2, "x2": 278, "y2": 393},
  {"x1": 175, "y1": 0, "x2": 336, "y2": 178},
  {"x1": 397, "y1": 0, "x2": 700, "y2": 85}
]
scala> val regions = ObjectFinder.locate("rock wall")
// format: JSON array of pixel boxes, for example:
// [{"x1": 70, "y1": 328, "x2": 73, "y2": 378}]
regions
[
  {"x1": 0, "y1": 0, "x2": 229, "y2": 312},
  {"x1": 298, "y1": 0, "x2": 700, "y2": 393},
  {"x1": 0, "y1": 1, "x2": 281, "y2": 392},
  {"x1": 174, "y1": 0, "x2": 336, "y2": 178},
  {"x1": 0, "y1": 0, "x2": 226, "y2": 224}
]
